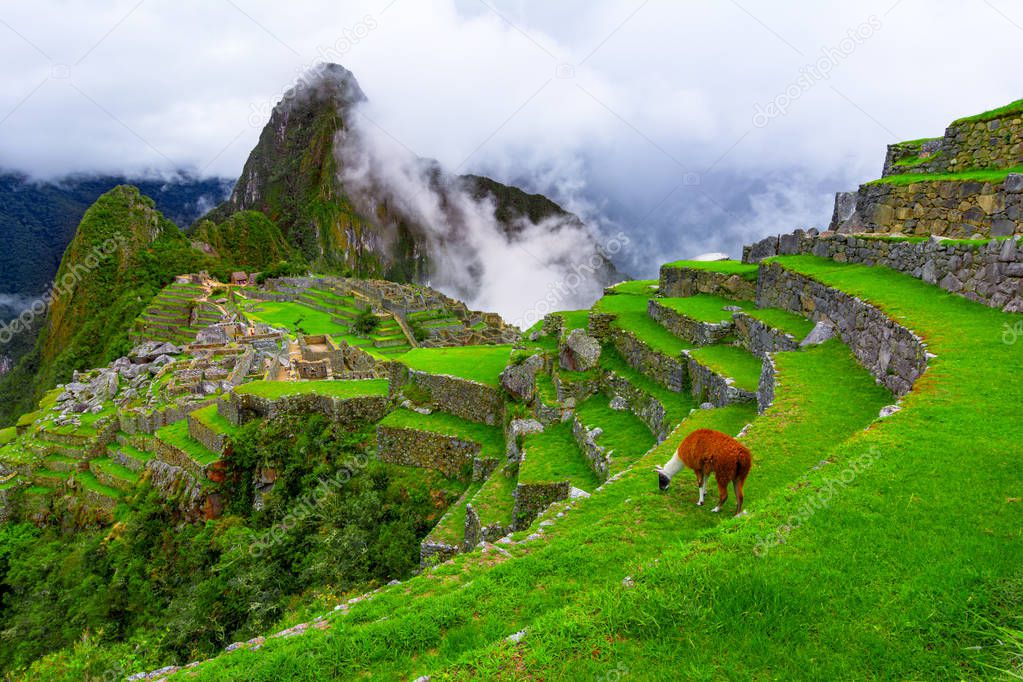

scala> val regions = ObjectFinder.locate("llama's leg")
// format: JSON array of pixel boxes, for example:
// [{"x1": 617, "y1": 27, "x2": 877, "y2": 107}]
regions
[
  {"x1": 711, "y1": 479, "x2": 728, "y2": 513},
  {"x1": 696, "y1": 474, "x2": 707, "y2": 506},
  {"x1": 733, "y1": 478, "x2": 744, "y2": 515}
]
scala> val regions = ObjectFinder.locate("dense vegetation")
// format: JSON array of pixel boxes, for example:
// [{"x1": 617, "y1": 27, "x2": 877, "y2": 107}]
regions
[
  {"x1": 0, "y1": 414, "x2": 462, "y2": 678},
  {"x1": 191, "y1": 211, "x2": 300, "y2": 271}
]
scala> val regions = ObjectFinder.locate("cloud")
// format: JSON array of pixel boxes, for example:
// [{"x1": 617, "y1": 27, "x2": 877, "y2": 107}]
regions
[{"x1": 1, "y1": 0, "x2": 1021, "y2": 280}]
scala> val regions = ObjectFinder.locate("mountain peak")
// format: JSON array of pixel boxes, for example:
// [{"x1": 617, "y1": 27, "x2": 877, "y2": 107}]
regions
[{"x1": 277, "y1": 62, "x2": 366, "y2": 115}]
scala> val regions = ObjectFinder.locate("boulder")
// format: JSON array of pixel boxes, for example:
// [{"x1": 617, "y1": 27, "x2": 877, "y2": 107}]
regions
[
  {"x1": 800, "y1": 320, "x2": 838, "y2": 347},
  {"x1": 559, "y1": 329, "x2": 601, "y2": 372},
  {"x1": 500, "y1": 354, "x2": 544, "y2": 402},
  {"x1": 608, "y1": 395, "x2": 628, "y2": 411}
]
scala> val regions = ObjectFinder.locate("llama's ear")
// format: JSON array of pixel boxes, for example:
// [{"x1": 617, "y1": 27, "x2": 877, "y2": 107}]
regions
[{"x1": 654, "y1": 465, "x2": 664, "y2": 474}]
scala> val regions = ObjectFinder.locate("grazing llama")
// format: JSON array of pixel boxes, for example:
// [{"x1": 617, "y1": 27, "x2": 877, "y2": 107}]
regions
[{"x1": 655, "y1": 428, "x2": 751, "y2": 515}]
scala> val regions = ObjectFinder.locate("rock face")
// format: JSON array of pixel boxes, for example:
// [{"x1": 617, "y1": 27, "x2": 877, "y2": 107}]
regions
[
  {"x1": 559, "y1": 329, "x2": 601, "y2": 372},
  {"x1": 207, "y1": 63, "x2": 620, "y2": 286},
  {"x1": 500, "y1": 354, "x2": 544, "y2": 402}
]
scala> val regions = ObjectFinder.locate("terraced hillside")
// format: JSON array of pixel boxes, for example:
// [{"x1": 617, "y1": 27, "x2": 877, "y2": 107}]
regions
[{"x1": 4, "y1": 237, "x2": 1022, "y2": 679}]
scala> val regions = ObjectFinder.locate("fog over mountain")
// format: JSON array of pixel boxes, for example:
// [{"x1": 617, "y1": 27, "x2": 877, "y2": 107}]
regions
[{"x1": 1, "y1": 0, "x2": 1020, "y2": 276}]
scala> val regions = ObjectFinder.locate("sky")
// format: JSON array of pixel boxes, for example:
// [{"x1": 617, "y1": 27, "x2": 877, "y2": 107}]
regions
[{"x1": 1, "y1": 0, "x2": 1021, "y2": 278}]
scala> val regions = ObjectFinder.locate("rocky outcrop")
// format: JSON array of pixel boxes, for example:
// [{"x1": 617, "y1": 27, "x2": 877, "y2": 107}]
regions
[
  {"x1": 559, "y1": 329, "x2": 601, "y2": 372},
  {"x1": 500, "y1": 354, "x2": 544, "y2": 402}
]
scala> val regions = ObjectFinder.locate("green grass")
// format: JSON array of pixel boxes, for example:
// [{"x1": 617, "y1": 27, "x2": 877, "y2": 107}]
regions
[
  {"x1": 75, "y1": 471, "x2": 122, "y2": 498},
  {"x1": 518, "y1": 420, "x2": 600, "y2": 490},
  {"x1": 607, "y1": 279, "x2": 658, "y2": 296},
  {"x1": 869, "y1": 163, "x2": 1023, "y2": 186},
  {"x1": 555, "y1": 310, "x2": 590, "y2": 333},
  {"x1": 190, "y1": 404, "x2": 240, "y2": 437},
  {"x1": 174, "y1": 328, "x2": 889, "y2": 680},
  {"x1": 953, "y1": 97, "x2": 1023, "y2": 123},
  {"x1": 235, "y1": 379, "x2": 389, "y2": 400},
  {"x1": 688, "y1": 344, "x2": 764, "y2": 392},
  {"x1": 91, "y1": 457, "x2": 140, "y2": 483},
  {"x1": 241, "y1": 300, "x2": 351, "y2": 336},
  {"x1": 574, "y1": 393, "x2": 658, "y2": 474},
  {"x1": 599, "y1": 347, "x2": 696, "y2": 428},
  {"x1": 469, "y1": 466, "x2": 518, "y2": 528},
  {"x1": 155, "y1": 420, "x2": 220, "y2": 467},
  {"x1": 0, "y1": 427, "x2": 15, "y2": 446},
  {"x1": 595, "y1": 290, "x2": 691, "y2": 357},
  {"x1": 661, "y1": 259, "x2": 759, "y2": 281},
  {"x1": 655, "y1": 294, "x2": 752, "y2": 323},
  {"x1": 428, "y1": 482, "x2": 482, "y2": 545},
  {"x1": 116, "y1": 443, "x2": 155, "y2": 466},
  {"x1": 744, "y1": 306, "x2": 816, "y2": 339},
  {"x1": 379, "y1": 409, "x2": 505, "y2": 461},
  {"x1": 398, "y1": 346, "x2": 513, "y2": 387}
]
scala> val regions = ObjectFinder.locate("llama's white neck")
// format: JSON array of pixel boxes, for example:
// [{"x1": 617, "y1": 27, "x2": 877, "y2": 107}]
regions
[{"x1": 661, "y1": 454, "x2": 684, "y2": 480}]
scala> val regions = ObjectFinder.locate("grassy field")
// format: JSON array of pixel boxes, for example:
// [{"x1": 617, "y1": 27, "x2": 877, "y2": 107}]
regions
[
  {"x1": 574, "y1": 393, "x2": 658, "y2": 474},
  {"x1": 655, "y1": 293, "x2": 752, "y2": 323},
  {"x1": 688, "y1": 343, "x2": 765, "y2": 392},
  {"x1": 595, "y1": 289, "x2": 691, "y2": 357},
  {"x1": 240, "y1": 300, "x2": 351, "y2": 336},
  {"x1": 745, "y1": 306, "x2": 816, "y2": 339},
  {"x1": 155, "y1": 420, "x2": 220, "y2": 467},
  {"x1": 518, "y1": 420, "x2": 600, "y2": 490},
  {"x1": 660, "y1": 259, "x2": 759, "y2": 281},
  {"x1": 398, "y1": 346, "x2": 513, "y2": 387},
  {"x1": 234, "y1": 379, "x2": 389, "y2": 400},
  {"x1": 379, "y1": 409, "x2": 505, "y2": 461}
]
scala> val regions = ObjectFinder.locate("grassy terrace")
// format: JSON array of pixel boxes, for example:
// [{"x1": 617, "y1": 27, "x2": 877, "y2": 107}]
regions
[
  {"x1": 114, "y1": 443, "x2": 154, "y2": 466},
  {"x1": 91, "y1": 457, "x2": 140, "y2": 484},
  {"x1": 744, "y1": 306, "x2": 816, "y2": 339},
  {"x1": 953, "y1": 97, "x2": 1023, "y2": 123},
  {"x1": 574, "y1": 393, "x2": 657, "y2": 474},
  {"x1": 607, "y1": 279, "x2": 658, "y2": 296},
  {"x1": 868, "y1": 163, "x2": 1023, "y2": 186},
  {"x1": 599, "y1": 347, "x2": 696, "y2": 428},
  {"x1": 398, "y1": 346, "x2": 513, "y2": 387},
  {"x1": 155, "y1": 420, "x2": 219, "y2": 467},
  {"x1": 0, "y1": 427, "x2": 15, "y2": 446},
  {"x1": 661, "y1": 259, "x2": 759, "y2": 281},
  {"x1": 379, "y1": 409, "x2": 505, "y2": 461},
  {"x1": 469, "y1": 466, "x2": 518, "y2": 528},
  {"x1": 428, "y1": 482, "x2": 482, "y2": 545},
  {"x1": 234, "y1": 379, "x2": 389, "y2": 400},
  {"x1": 190, "y1": 404, "x2": 239, "y2": 437},
  {"x1": 655, "y1": 294, "x2": 751, "y2": 323},
  {"x1": 688, "y1": 344, "x2": 764, "y2": 392},
  {"x1": 554, "y1": 309, "x2": 590, "y2": 332},
  {"x1": 75, "y1": 471, "x2": 122, "y2": 499},
  {"x1": 178, "y1": 325, "x2": 890, "y2": 681},
  {"x1": 595, "y1": 289, "x2": 691, "y2": 357},
  {"x1": 518, "y1": 420, "x2": 599, "y2": 490},
  {"x1": 240, "y1": 299, "x2": 351, "y2": 337}
]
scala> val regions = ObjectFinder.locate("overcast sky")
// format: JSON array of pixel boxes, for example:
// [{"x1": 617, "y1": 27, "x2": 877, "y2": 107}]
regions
[{"x1": 1, "y1": 0, "x2": 1021, "y2": 275}]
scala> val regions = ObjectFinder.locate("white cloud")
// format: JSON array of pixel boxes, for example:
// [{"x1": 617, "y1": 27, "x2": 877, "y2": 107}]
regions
[{"x1": 0, "y1": 0, "x2": 1020, "y2": 279}]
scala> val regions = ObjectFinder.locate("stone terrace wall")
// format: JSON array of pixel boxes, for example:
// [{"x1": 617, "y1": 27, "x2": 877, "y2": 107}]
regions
[
  {"x1": 659, "y1": 264, "x2": 756, "y2": 300},
  {"x1": 733, "y1": 312, "x2": 801, "y2": 356},
  {"x1": 684, "y1": 354, "x2": 758, "y2": 408},
  {"x1": 832, "y1": 177, "x2": 1023, "y2": 238},
  {"x1": 187, "y1": 415, "x2": 228, "y2": 456},
  {"x1": 398, "y1": 368, "x2": 505, "y2": 426},
  {"x1": 647, "y1": 299, "x2": 732, "y2": 345},
  {"x1": 610, "y1": 328, "x2": 687, "y2": 393},
  {"x1": 571, "y1": 415, "x2": 610, "y2": 481},
  {"x1": 512, "y1": 481, "x2": 570, "y2": 530},
  {"x1": 599, "y1": 371, "x2": 672, "y2": 442},
  {"x1": 756, "y1": 261, "x2": 928, "y2": 396},
  {"x1": 883, "y1": 113, "x2": 1023, "y2": 177},
  {"x1": 745, "y1": 230, "x2": 1023, "y2": 313},
  {"x1": 120, "y1": 399, "x2": 218, "y2": 435},
  {"x1": 377, "y1": 425, "x2": 489, "y2": 480},
  {"x1": 221, "y1": 391, "x2": 389, "y2": 428}
]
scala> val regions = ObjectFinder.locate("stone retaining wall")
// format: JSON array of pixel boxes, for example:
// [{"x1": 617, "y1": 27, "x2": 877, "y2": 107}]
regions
[
  {"x1": 377, "y1": 425, "x2": 494, "y2": 481},
  {"x1": 659, "y1": 264, "x2": 756, "y2": 300},
  {"x1": 512, "y1": 481, "x2": 570, "y2": 530},
  {"x1": 610, "y1": 328, "x2": 687, "y2": 393},
  {"x1": 120, "y1": 399, "x2": 218, "y2": 435},
  {"x1": 187, "y1": 415, "x2": 229, "y2": 456},
  {"x1": 401, "y1": 369, "x2": 505, "y2": 426},
  {"x1": 154, "y1": 438, "x2": 206, "y2": 480},
  {"x1": 756, "y1": 262, "x2": 928, "y2": 396},
  {"x1": 587, "y1": 312, "x2": 616, "y2": 342},
  {"x1": 221, "y1": 391, "x2": 389, "y2": 428},
  {"x1": 831, "y1": 178, "x2": 1023, "y2": 238},
  {"x1": 571, "y1": 414, "x2": 610, "y2": 481},
  {"x1": 744, "y1": 230, "x2": 1023, "y2": 313},
  {"x1": 599, "y1": 371, "x2": 671, "y2": 442},
  {"x1": 882, "y1": 114, "x2": 1023, "y2": 177},
  {"x1": 733, "y1": 312, "x2": 802, "y2": 356},
  {"x1": 757, "y1": 353, "x2": 778, "y2": 413},
  {"x1": 647, "y1": 299, "x2": 733, "y2": 345},
  {"x1": 685, "y1": 354, "x2": 758, "y2": 407}
]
